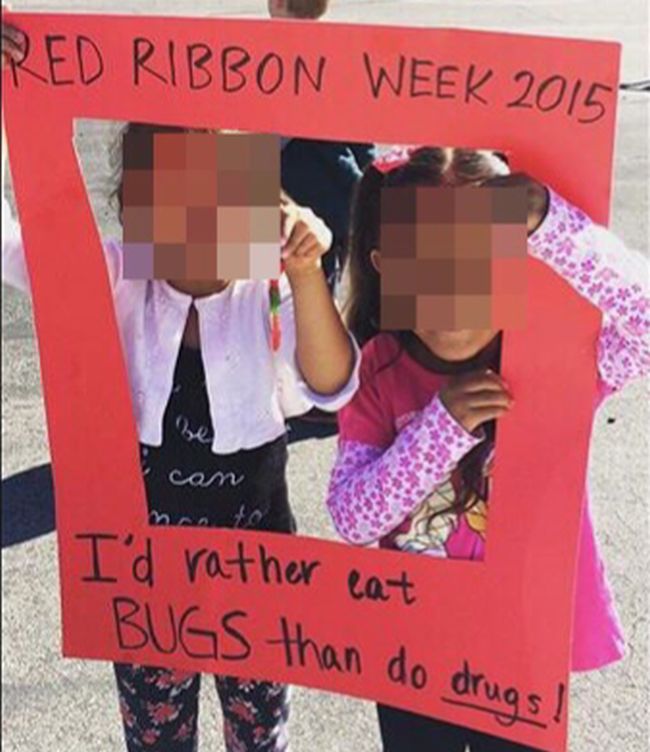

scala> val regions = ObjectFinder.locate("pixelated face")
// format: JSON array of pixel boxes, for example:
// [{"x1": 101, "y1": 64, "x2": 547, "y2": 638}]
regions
[
  {"x1": 379, "y1": 185, "x2": 528, "y2": 330},
  {"x1": 121, "y1": 131, "x2": 281, "y2": 281}
]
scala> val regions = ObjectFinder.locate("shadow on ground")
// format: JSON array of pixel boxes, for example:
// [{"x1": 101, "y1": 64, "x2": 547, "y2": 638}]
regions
[
  {"x1": 0, "y1": 417, "x2": 333, "y2": 549},
  {"x1": 2, "y1": 463, "x2": 55, "y2": 548}
]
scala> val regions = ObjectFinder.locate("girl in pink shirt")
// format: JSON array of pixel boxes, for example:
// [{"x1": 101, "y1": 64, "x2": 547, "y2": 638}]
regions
[{"x1": 326, "y1": 146, "x2": 650, "y2": 751}]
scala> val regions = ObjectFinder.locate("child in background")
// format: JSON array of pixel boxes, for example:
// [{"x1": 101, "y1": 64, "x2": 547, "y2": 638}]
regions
[
  {"x1": 1, "y1": 22, "x2": 359, "y2": 752},
  {"x1": 267, "y1": 0, "x2": 330, "y2": 21},
  {"x1": 281, "y1": 136, "x2": 375, "y2": 290},
  {"x1": 326, "y1": 146, "x2": 650, "y2": 751},
  {"x1": 269, "y1": 0, "x2": 376, "y2": 292},
  {"x1": 269, "y1": 0, "x2": 375, "y2": 441}
]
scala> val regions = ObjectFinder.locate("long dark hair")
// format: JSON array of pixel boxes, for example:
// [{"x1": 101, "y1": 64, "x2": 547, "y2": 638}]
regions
[
  {"x1": 345, "y1": 146, "x2": 509, "y2": 521},
  {"x1": 346, "y1": 146, "x2": 509, "y2": 345}
]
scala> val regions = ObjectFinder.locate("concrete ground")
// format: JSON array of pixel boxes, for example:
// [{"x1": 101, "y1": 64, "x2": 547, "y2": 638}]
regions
[{"x1": 2, "y1": 2, "x2": 648, "y2": 751}]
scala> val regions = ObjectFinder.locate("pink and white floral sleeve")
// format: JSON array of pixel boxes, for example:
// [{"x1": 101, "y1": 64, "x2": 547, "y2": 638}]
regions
[
  {"x1": 528, "y1": 189, "x2": 650, "y2": 390},
  {"x1": 326, "y1": 392, "x2": 482, "y2": 545}
]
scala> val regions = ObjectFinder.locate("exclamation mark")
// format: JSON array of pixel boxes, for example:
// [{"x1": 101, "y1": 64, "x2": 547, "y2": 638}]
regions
[{"x1": 553, "y1": 683, "x2": 566, "y2": 723}]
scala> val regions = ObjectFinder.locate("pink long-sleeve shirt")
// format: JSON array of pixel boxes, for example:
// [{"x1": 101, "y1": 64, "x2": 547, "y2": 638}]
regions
[{"x1": 327, "y1": 189, "x2": 650, "y2": 671}]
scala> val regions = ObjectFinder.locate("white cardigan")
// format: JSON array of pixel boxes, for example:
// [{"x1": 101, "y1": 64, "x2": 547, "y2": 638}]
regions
[{"x1": 2, "y1": 194, "x2": 360, "y2": 454}]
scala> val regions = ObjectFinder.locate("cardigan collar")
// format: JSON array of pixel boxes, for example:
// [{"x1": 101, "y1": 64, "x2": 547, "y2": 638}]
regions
[{"x1": 156, "y1": 279, "x2": 237, "y2": 312}]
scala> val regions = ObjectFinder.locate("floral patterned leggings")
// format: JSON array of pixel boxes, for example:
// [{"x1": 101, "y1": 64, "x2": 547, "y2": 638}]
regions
[{"x1": 114, "y1": 663, "x2": 290, "y2": 752}]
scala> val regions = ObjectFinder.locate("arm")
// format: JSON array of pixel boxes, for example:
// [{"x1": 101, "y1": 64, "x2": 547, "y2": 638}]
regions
[
  {"x1": 274, "y1": 272, "x2": 360, "y2": 415},
  {"x1": 3, "y1": 24, "x2": 123, "y2": 292},
  {"x1": 327, "y1": 392, "x2": 481, "y2": 545},
  {"x1": 2, "y1": 22, "x2": 31, "y2": 293},
  {"x1": 2, "y1": 117, "x2": 122, "y2": 295},
  {"x1": 290, "y1": 266, "x2": 355, "y2": 395},
  {"x1": 2, "y1": 134, "x2": 31, "y2": 293},
  {"x1": 281, "y1": 198, "x2": 356, "y2": 396},
  {"x1": 2, "y1": 142, "x2": 123, "y2": 294},
  {"x1": 528, "y1": 188, "x2": 650, "y2": 390}
]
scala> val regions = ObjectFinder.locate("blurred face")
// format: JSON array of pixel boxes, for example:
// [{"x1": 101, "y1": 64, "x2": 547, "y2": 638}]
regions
[
  {"x1": 121, "y1": 131, "x2": 281, "y2": 282},
  {"x1": 376, "y1": 183, "x2": 528, "y2": 354},
  {"x1": 415, "y1": 329, "x2": 500, "y2": 361}
]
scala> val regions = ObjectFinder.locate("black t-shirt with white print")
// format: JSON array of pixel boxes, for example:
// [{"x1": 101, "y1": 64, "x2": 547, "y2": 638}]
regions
[{"x1": 140, "y1": 345, "x2": 295, "y2": 534}]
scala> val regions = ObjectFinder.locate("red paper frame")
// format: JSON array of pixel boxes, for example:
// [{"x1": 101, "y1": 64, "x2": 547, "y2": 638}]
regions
[{"x1": 2, "y1": 11, "x2": 620, "y2": 751}]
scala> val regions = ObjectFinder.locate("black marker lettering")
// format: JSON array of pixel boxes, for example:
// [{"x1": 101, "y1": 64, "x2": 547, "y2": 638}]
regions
[
  {"x1": 225, "y1": 542, "x2": 256, "y2": 583},
  {"x1": 76, "y1": 532, "x2": 119, "y2": 583},
  {"x1": 528, "y1": 693, "x2": 542, "y2": 716},
  {"x1": 132, "y1": 537, "x2": 154, "y2": 588},
  {"x1": 578, "y1": 82, "x2": 612, "y2": 124},
  {"x1": 45, "y1": 35, "x2": 74, "y2": 86},
  {"x1": 266, "y1": 618, "x2": 362, "y2": 674},
  {"x1": 184, "y1": 548, "x2": 205, "y2": 584},
  {"x1": 168, "y1": 40, "x2": 177, "y2": 87},
  {"x1": 259, "y1": 545, "x2": 283, "y2": 584},
  {"x1": 484, "y1": 681, "x2": 501, "y2": 703},
  {"x1": 412, "y1": 664, "x2": 428, "y2": 689},
  {"x1": 536, "y1": 75, "x2": 567, "y2": 112},
  {"x1": 221, "y1": 45, "x2": 250, "y2": 93},
  {"x1": 113, "y1": 596, "x2": 148, "y2": 649},
  {"x1": 507, "y1": 70, "x2": 535, "y2": 109},
  {"x1": 499, "y1": 687, "x2": 521, "y2": 727},
  {"x1": 133, "y1": 37, "x2": 168, "y2": 85},
  {"x1": 566, "y1": 79, "x2": 583, "y2": 117},
  {"x1": 8, "y1": 31, "x2": 48, "y2": 86},
  {"x1": 436, "y1": 64, "x2": 459, "y2": 98},
  {"x1": 184, "y1": 547, "x2": 234, "y2": 584},
  {"x1": 221, "y1": 610, "x2": 252, "y2": 660},
  {"x1": 76, "y1": 35, "x2": 104, "y2": 85},
  {"x1": 256, "y1": 52, "x2": 284, "y2": 94},
  {"x1": 387, "y1": 645, "x2": 428, "y2": 689},
  {"x1": 409, "y1": 58, "x2": 433, "y2": 97},
  {"x1": 294, "y1": 55, "x2": 326, "y2": 95},
  {"x1": 347, "y1": 569, "x2": 417, "y2": 605},
  {"x1": 385, "y1": 571, "x2": 418, "y2": 606},
  {"x1": 553, "y1": 682, "x2": 566, "y2": 722},
  {"x1": 178, "y1": 605, "x2": 218, "y2": 659},
  {"x1": 448, "y1": 660, "x2": 543, "y2": 728},
  {"x1": 145, "y1": 603, "x2": 178, "y2": 654},
  {"x1": 464, "y1": 64, "x2": 493, "y2": 104},
  {"x1": 363, "y1": 53, "x2": 406, "y2": 97},
  {"x1": 187, "y1": 43, "x2": 213, "y2": 90}
]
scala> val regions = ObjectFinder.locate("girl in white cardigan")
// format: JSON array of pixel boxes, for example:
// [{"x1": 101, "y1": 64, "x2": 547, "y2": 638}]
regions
[{"x1": 1, "y1": 22, "x2": 358, "y2": 752}]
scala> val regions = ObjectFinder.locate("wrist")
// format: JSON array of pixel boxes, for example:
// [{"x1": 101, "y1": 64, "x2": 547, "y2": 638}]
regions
[
  {"x1": 285, "y1": 263, "x2": 325, "y2": 288},
  {"x1": 430, "y1": 394, "x2": 483, "y2": 447},
  {"x1": 527, "y1": 181, "x2": 550, "y2": 235}
]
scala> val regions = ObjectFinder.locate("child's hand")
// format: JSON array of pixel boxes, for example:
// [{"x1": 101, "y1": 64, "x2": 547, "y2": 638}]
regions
[
  {"x1": 2, "y1": 16, "x2": 26, "y2": 155},
  {"x1": 481, "y1": 172, "x2": 550, "y2": 235},
  {"x1": 280, "y1": 196, "x2": 333, "y2": 282},
  {"x1": 2, "y1": 19, "x2": 25, "y2": 69},
  {"x1": 439, "y1": 370, "x2": 513, "y2": 434}
]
